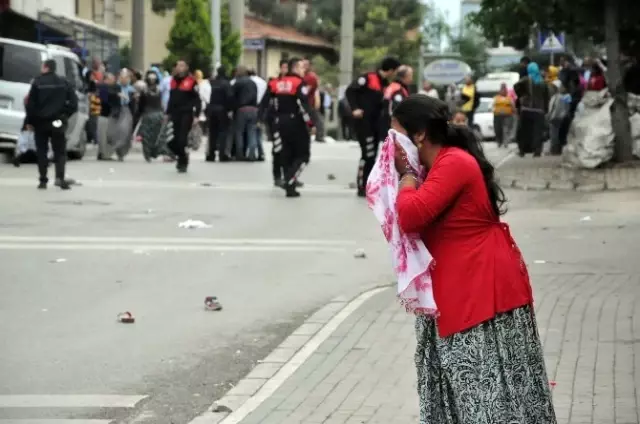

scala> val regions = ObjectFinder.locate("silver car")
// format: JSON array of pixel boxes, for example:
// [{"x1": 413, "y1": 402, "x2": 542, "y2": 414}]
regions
[{"x1": 0, "y1": 38, "x2": 89, "y2": 159}]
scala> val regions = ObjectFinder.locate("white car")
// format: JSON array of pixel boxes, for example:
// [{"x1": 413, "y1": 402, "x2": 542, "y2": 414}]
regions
[{"x1": 472, "y1": 98, "x2": 495, "y2": 140}]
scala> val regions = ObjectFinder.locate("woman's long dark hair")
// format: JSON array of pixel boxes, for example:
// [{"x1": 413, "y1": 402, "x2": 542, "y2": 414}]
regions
[{"x1": 393, "y1": 94, "x2": 507, "y2": 217}]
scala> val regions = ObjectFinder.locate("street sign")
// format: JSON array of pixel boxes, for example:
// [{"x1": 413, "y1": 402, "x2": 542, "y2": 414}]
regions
[
  {"x1": 423, "y1": 59, "x2": 472, "y2": 86},
  {"x1": 539, "y1": 31, "x2": 565, "y2": 53},
  {"x1": 243, "y1": 39, "x2": 265, "y2": 51}
]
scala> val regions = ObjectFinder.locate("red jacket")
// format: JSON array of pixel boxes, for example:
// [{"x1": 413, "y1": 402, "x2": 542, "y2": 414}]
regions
[{"x1": 396, "y1": 147, "x2": 533, "y2": 337}]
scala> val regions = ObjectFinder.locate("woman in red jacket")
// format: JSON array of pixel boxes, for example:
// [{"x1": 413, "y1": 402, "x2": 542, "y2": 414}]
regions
[{"x1": 391, "y1": 95, "x2": 556, "y2": 423}]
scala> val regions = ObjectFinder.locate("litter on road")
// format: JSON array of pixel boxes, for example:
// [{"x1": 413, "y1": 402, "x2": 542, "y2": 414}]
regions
[
  {"x1": 353, "y1": 248, "x2": 366, "y2": 258},
  {"x1": 50, "y1": 258, "x2": 67, "y2": 263},
  {"x1": 580, "y1": 216, "x2": 592, "y2": 221},
  {"x1": 204, "y1": 296, "x2": 223, "y2": 311},
  {"x1": 117, "y1": 311, "x2": 135, "y2": 323},
  {"x1": 178, "y1": 220, "x2": 211, "y2": 229}
]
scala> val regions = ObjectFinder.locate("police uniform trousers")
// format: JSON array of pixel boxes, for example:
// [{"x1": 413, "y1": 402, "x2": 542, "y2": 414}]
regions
[
  {"x1": 279, "y1": 113, "x2": 310, "y2": 187},
  {"x1": 267, "y1": 116, "x2": 284, "y2": 182},
  {"x1": 207, "y1": 107, "x2": 230, "y2": 160},
  {"x1": 354, "y1": 116, "x2": 380, "y2": 193},
  {"x1": 34, "y1": 121, "x2": 67, "y2": 184},
  {"x1": 168, "y1": 113, "x2": 192, "y2": 169}
]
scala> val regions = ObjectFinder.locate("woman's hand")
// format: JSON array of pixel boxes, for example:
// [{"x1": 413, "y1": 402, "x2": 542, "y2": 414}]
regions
[{"x1": 394, "y1": 141, "x2": 416, "y2": 176}]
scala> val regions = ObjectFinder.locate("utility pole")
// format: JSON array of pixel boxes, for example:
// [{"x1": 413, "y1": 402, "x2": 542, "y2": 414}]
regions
[
  {"x1": 229, "y1": 0, "x2": 244, "y2": 58},
  {"x1": 131, "y1": 0, "x2": 145, "y2": 70},
  {"x1": 211, "y1": 0, "x2": 221, "y2": 72},
  {"x1": 103, "y1": 0, "x2": 115, "y2": 29},
  {"x1": 338, "y1": 0, "x2": 354, "y2": 98}
]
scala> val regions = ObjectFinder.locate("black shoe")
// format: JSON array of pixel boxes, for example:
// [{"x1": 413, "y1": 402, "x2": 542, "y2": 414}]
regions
[
  {"x1": 219, "y1": 155, "x2": 231, "y2": 162},
  {"x1": 258, "y1": 156, "x2": 266, "y2": 162},
  {"x1": 37, "y1": 182, "x2": 47, "y2": 190},
  {"x1": 177, "y1": 166, "x2": 187, "y2": 173},
  {"x1": 285, "y1": 187, "x2": 301, "y2": 198},
  {"x1": 12, "y1": 155, "x2": 20, "y2": 167},
  {"x1": 59, "y1": 181, "x2": 71, "y2": 190},
  {"x1": 205, "y1": 154, "x2": 216, "y2": 162},
  {"x1": 357, "y1": 188, "x2": 366, "y2": 197}
]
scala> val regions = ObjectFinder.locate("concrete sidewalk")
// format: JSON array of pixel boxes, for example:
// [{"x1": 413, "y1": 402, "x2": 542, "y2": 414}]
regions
[{"x1": 203, "y1": 270, "x2": 640, "y2": 424}]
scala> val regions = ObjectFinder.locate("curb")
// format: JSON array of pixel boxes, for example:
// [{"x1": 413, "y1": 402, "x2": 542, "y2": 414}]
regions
[{"x1": 187, "y1": 284, "x2": 393, "y2": 424}]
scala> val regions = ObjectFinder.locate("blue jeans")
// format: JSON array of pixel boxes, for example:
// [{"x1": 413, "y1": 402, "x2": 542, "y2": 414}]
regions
[{"x1": 234, "y1": 107, "x2": 258, "y2": 160}]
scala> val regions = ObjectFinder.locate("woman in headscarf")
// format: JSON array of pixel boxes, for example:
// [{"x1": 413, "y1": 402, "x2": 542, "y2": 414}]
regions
[
  {"x1": 106, "y1": 69, "x2": 136, "y2": 161},
  {"x1": 135, "y1": 70, "x2": 166, "y2": 162},
  {"x1": 388, "y1": 94, "x2": 557, "y2": 423},
  {"x1": 514, "y1": 62, "x2": 551, "y2": 157}
]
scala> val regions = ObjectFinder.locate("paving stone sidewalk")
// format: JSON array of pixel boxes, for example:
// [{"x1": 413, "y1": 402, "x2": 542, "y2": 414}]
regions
[
  {"x1": 234, "y1": 272, "x2": 640, "y2": 424},
  {"x1": 498, "y1": 154, "x2": 640, "y2": 191}
]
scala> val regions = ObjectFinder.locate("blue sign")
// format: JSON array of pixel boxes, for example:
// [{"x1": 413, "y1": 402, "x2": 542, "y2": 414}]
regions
[{"x1": 539, "y1": 31, "x2": 565, "y2": 53}]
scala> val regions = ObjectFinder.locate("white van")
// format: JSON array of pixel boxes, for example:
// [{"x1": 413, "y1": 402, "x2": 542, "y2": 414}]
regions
[
  {"x1": 0, "y1": 38, "x2": 89, "y2": 159},
  {"x1": 475, "y1": 72, "x2": 521, "y2": 98}
]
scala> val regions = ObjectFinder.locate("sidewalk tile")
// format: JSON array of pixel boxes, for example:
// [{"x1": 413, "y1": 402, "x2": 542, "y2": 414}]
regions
[{"x1": 237, "y1": 272, "x2": 640, "y2": 424}]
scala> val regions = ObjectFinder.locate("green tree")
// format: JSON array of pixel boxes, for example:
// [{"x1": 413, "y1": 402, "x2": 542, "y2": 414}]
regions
[
  {"x1": 246, "y1": 0, "x2": 297, "y2": 26},
  {"x1": 422, "y1": 1, "x2": 450, "y2": 53},
  {"x1": 164, "y1": 0, "x2": 213, "y2": 73},
  {"x1": 470, "y1": 0, "x2": 640, "y2": 162},
  {"x1": 448, "y1": 28, "x2": 489, "y2": 76}
]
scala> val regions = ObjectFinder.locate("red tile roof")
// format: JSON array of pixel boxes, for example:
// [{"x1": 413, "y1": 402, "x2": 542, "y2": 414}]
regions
[{"x1": 244, "y1": 16, "x2": 334, "y2": 50}]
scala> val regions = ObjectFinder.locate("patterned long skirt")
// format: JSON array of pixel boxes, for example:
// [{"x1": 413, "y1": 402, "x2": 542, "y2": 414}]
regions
[
  {"x1": 138, "y1": 111, "x2": 164, "y2": 161},
  {"x1": 415, "y1": 305, "x2": 557, "y2": 424}
]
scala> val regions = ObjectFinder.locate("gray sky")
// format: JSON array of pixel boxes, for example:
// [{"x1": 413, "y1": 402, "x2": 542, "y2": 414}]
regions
[{"x1": 428, "y1": 0, "x2": 460, "y2": 25}]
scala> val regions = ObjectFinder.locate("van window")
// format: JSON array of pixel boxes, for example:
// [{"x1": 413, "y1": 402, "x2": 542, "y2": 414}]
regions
[
  {"x1": 64, "y1": 57, "x2": 84, "y2": 90},
  {"x1": 0, "y1": 42, "x2": 42, "y2": 84},
  {"x1": 52, "y1": 56, "x2": 66, "y2": 79}
]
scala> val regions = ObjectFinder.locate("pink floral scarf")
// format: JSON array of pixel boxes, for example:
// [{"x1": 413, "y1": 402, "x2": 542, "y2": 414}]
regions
[{"x1": 365, "y1": 130, "x2": 437, "y2": 316}]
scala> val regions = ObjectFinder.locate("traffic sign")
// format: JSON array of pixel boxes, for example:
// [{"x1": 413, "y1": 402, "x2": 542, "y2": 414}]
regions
[{"x1": 539, "y1": 31, "x2": 565, "y2": 53}]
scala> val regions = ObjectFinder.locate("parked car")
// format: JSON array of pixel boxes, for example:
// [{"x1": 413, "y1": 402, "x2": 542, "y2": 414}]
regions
[
  {"x1": 472, "y1": 98, "x2": 495, "y2": 140},
  {"x1": 0, "y1": 38, "x2": 89, "y2": 159}
]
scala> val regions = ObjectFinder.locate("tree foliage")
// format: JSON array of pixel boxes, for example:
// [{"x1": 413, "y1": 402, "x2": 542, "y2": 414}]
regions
[
  {"x1": 449, "y1": 30, "x2": 490, "y2": 76},
  {"x1": 159, "y1": 0, "x2": 240, "y2": 75}
]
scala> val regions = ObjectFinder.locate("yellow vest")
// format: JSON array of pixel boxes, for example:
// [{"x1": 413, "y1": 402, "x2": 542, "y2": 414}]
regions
[
  {"x1": 493, "y1": 95, "x2": 514, "y2": 115},
  {"x1": 461, "y1": 84, "x2": 475, "y2": 112}
]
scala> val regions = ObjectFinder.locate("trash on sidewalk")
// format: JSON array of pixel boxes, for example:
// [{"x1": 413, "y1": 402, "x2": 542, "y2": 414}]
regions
[
  {"x1": 327, "y1": 173, "x2": 336, "y2": 180},
  {"x1": 204, "y1": 296, "x2": 223, "y2": 311},
  {"x1": 117, "y1": 311, "x2": 135, "y2": 323},
  {"x1": 353, "y1": 248, "x2": 366, "y2": 258},
  {"x1": 348, "y1": 182, "x2": 357, "y2": 189},
  {"x1": 200, "y1": 182, "x2": 213, "y2": 187},
  {"x1": 178, "y1": 219, "x2": 211, "y2": 229},
  {"x1": 580, "y1": 216, "x2": 592, "y2": 222},
  {"x1": 533, "y1": 260, "x2": 546, "y2": 264},
  {"x1": 549, "y1": 380, "x2": 557, "y2": 388},
  {"x1": 50, "y1": 258, "x2": 67, "y2": 263},
  {"x1": 211, "y1": 404, "x2": 232, "y2": 413}
]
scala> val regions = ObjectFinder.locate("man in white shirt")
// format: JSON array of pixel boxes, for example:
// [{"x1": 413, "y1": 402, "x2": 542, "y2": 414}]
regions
[
  {"x1": 419, "y1": 80, "x2": 439, "y2": 99},
  {"x1": 248, "y1": 69, "x2": 267, "y2": 160}
]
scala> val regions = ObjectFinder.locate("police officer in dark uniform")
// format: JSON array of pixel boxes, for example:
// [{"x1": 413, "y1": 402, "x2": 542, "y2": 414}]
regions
[
  {"x1": 259, "y1": 57, "x2": 315, "y2": 198},
  {"x1": 207, "y1": 66, "x2": 233, "y2": 162},
  {"x1": 166, "y1": 59, "x2": 201, "y2": 173},
  {"x1": 345, "y1": 57, "x2": 400, "y2": 197},
  {"x1": 380, "y1": 65, "x2": 412, "y2": 138},
  {"x1": 25, "y1": 59, "x2": 78, "y2": 190},
  {"x1": 261, "y1": 75, "x2": 285, "y2": 186}
]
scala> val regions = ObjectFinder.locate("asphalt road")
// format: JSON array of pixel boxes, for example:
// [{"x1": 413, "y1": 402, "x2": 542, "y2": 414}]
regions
[{"x1": 4, "y1": 141, "x2": 637, "y2": 424}]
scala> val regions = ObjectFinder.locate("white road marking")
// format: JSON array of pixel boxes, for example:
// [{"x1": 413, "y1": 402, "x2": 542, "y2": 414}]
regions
[
  {"x1": 0, "y1": 244, "x2": 349, "y2": 253},
  {"x1": 0, "y1": 236, "x2": 356, "y2": 246},
  {"x1": 0, "y1": 395, "x2": 146, "y2": 408},
  {"x1": 0, "y1": 420, "x2": 112, "y2": 424},
  {"x1": 0, "y1": 179, "x2": 352, "y2": 193},
  {"x1": 494, "y1": 151, "x2": 516, "y2": 168},
  {"x1": 187, "y1": 287, "x2": 390, "y2": 424}
]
